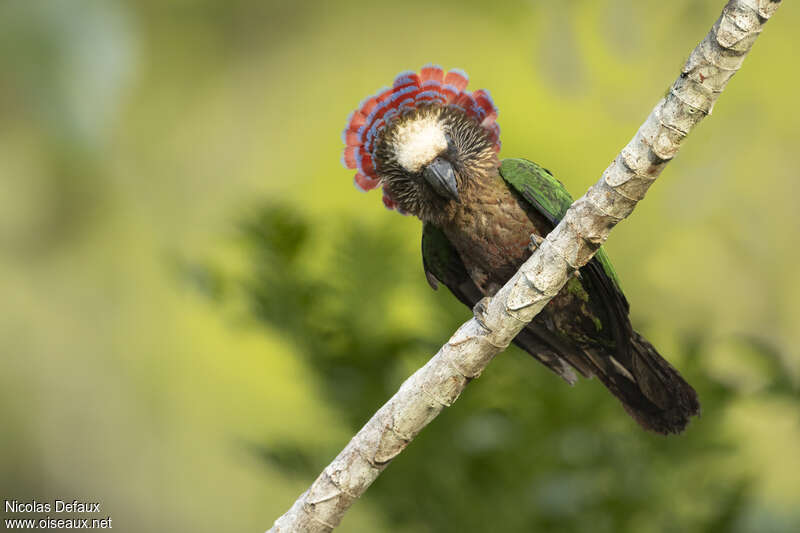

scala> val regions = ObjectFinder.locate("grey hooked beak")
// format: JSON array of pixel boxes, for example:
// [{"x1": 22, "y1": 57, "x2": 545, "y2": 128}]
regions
[{"x1": 423, "y1": 157, "x2": 459, "y2": 202}]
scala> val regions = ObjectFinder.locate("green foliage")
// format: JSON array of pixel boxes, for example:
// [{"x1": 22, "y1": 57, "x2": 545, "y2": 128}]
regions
[{"x1": 238, "y1": 203, "x2": 799, "y2": 533}]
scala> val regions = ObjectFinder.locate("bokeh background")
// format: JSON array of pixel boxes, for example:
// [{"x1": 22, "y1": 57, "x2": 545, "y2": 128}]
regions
[{"x1": 1, "y1": 1, "x2": 799, "y2": 532}]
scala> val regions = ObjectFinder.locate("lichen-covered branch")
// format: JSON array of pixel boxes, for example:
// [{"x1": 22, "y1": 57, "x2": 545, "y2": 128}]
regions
[{"x1": 268, "y1": 1, "x2": 781, "y2": 531}]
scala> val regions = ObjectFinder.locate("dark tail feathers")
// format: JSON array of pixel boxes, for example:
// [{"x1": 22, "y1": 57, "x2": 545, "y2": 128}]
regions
[{"x1": 594, "y1": 332, "x2": 700, "y2": 435}]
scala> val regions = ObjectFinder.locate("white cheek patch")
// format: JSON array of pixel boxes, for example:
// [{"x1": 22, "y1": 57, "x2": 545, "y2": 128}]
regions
[{"x1": 393, "y1": 115, "x2": 447, "y2": 173}]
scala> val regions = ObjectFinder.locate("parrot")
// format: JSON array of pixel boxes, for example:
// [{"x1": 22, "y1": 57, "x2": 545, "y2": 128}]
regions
[{"x1": 341, "y1": 65, "x2": 699, "y2": 434}]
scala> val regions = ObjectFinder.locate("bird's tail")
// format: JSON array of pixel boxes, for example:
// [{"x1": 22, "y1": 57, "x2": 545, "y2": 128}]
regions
[{"x1": 591, "y1": 332, "x2": 700, "y2": 435}]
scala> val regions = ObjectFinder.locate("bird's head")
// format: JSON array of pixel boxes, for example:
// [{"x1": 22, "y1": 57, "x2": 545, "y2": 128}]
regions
[{"x1": 342, "y1": 65, "x2": 501, "y2": 224}]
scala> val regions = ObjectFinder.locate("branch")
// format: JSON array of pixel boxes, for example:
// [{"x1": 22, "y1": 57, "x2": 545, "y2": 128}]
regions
[{"x1": 268, "y1": 1, "x2": 781, "y2": 531}]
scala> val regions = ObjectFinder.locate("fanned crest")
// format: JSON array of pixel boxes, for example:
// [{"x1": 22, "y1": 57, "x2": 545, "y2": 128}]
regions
[{"x1": 341, "y1": 65, "x2": 500, "y2": 211}]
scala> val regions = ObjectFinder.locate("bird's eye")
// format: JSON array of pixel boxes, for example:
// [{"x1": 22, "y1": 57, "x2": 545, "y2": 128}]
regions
[{"x1": 444, "y1": 132, "x2": 454, "y2": 149}]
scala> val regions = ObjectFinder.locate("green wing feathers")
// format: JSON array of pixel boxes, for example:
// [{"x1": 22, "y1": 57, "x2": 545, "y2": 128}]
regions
[
  {"x1": 422, "y1": 223, "x2": 484, "y2": 309},
  {"x1": 499, "y1": 158, "x2": 621, "y2": 289},
  {"x1": 421, "y1": 223, "x2": 462, "y2": 290},
  {"x1": 499, "y1": 158, "x2": 573, "y2": 221}
]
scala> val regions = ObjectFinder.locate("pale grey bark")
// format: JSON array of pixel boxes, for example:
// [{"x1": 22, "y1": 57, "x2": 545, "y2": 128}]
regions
[{"x1": 268, "y1": 1, "x2": 782, "y2": 531}]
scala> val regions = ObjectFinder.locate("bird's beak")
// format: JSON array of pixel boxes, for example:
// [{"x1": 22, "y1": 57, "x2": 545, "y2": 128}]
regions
[{"x1": 423, "y1": 157, "x2": 460, "y2": 202}]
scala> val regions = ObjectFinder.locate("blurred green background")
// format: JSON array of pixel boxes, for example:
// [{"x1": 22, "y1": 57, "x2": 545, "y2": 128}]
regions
[{"x1": 1, "y1": 1, "x2": 798, "y2": 532}]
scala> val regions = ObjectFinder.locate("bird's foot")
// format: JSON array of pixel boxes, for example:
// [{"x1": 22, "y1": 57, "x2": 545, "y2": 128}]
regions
[
  {"x1": 473, "y1": 296, "x2": 492, "y2": 330},
  {"x1": 528, "y1": 233, "x2": 581, "y2": 278},
  {"x1": 528, "y1": 234, "x2": 545, "y2": 252}
]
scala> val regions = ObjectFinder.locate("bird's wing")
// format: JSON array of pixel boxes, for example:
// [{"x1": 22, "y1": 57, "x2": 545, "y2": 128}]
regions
[
  {"x1": 422, "y1": 222, "x2": 581, "y2": 383},
  {"x1": 498, "y1": 158, "x2": 621, "y2": 287},
  {"x1": 499, "y1": 157, "x2": 634, "y2": 368}
]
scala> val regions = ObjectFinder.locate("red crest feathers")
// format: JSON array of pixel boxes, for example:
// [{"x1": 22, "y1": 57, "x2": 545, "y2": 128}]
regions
[{"x1": 341, "y1": 65, "x2": 501, "y2": 211}]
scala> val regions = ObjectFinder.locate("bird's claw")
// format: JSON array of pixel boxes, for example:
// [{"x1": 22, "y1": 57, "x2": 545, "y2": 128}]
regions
[
  {"x1": 527, "y1": 234, "x2": 580, "y2": 278},
  {"x1": 473, "y1": 296, "x2": 492, "y2": 330},
  {"x1": 528, "y1": 234, "x2": 545, "y2": 252}
]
